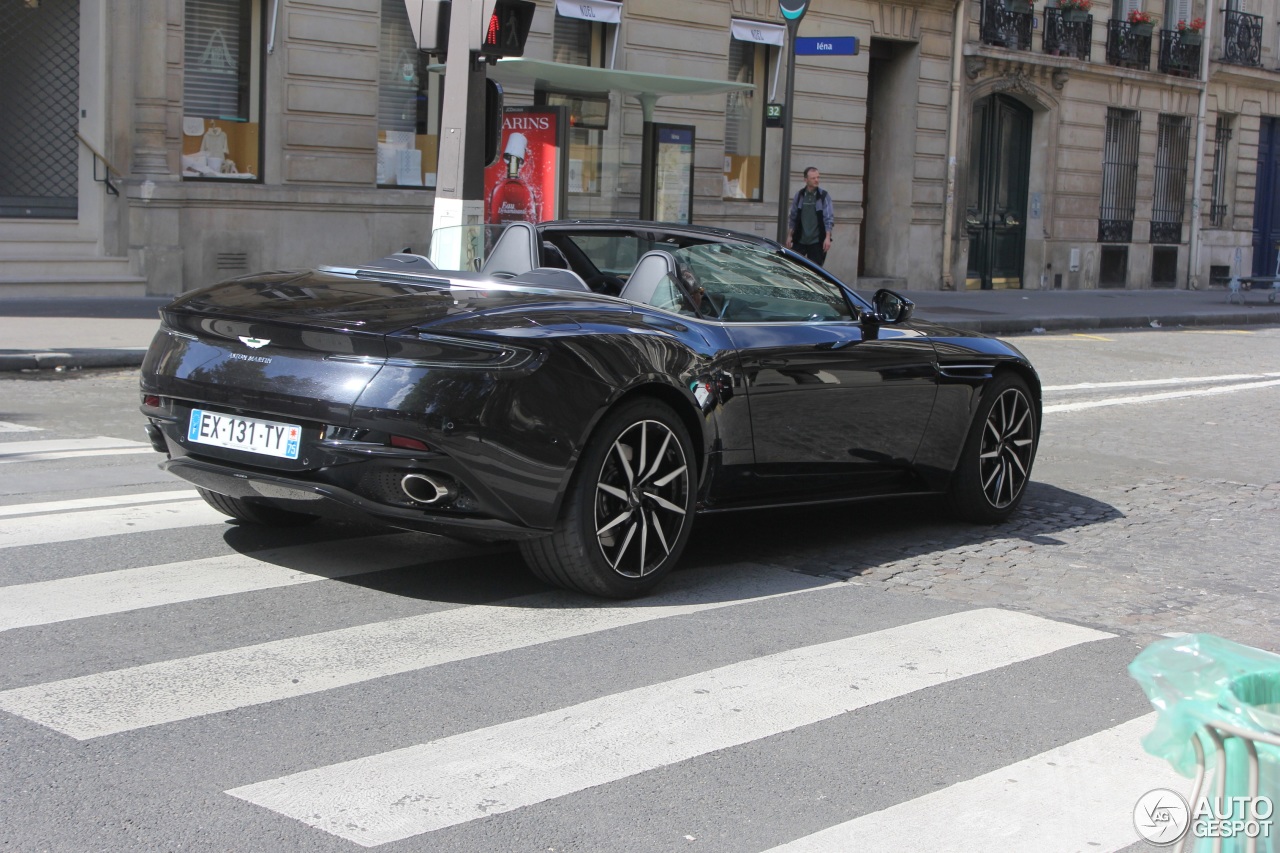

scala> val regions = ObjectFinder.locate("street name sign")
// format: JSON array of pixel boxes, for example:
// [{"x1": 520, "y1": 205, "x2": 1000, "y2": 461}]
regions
[{"x1": 793, "y1": 36, "x2": 859, "y2": 55}]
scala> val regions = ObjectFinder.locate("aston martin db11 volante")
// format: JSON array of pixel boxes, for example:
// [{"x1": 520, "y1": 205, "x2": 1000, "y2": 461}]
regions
[{"x1": 139, "y1": 219, "x2": 1041, "y2": 598}]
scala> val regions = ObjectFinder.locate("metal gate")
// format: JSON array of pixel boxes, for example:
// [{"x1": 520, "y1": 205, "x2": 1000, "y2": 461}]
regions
[{"x1": 0, "y1": 0, "x2": 80, "y2": 219}]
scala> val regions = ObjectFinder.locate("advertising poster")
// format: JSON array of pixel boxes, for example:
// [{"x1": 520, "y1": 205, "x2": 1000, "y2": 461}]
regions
[
  {"x1": 485, "y1": 106, "x2": 565, "y2": 225},
  {"x1": 652, "y1": 124, "x2": 695, "y2": 224}
]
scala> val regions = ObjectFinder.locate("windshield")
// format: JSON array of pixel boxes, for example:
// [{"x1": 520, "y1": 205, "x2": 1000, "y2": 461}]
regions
[{"x1": 661, "y1": 243, "x2": 857, "y2": 322}]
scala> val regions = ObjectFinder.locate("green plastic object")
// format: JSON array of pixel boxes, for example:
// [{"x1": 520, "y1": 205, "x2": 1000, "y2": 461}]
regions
[
  {"x1": 1131, "y1": 634, "x2": 1280, "y2": 776},
  {"x1": 1130, "y1": 634, "x2": 1280, "y2": 851}
]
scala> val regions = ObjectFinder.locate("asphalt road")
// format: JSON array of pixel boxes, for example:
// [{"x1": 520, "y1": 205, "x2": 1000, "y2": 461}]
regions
[{"x1": 0, "y1": 326, "x2": 1276, "y2": 852}]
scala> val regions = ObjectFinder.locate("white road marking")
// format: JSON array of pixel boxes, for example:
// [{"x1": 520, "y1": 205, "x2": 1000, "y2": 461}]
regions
[
  {"x1": 225, "y1": 609, "x2": 1111, "y2": 847},
  {"x1": 763, "y1": 713, "x2": 1183, "y2": 853},
  {"x1": 0, "y1": 500, "x2": 227, "y2": 550},
  {"x1": 0, "y1": 490, "x2": 196, "y2": 518},
  {"x1": 0, "y1": 566, "x2": 838, "y2": 740},
  {"x1": 1045, "y1": 378, "x2": 1280, "y2": 413},
  {"x1": 1043, "y1": 371, "x2": 1280, "y2": 392},
  {"x1": 0, "y1": 436, "x2": 152, "y2": 464},
  {"x1": 0, "y1": 534, "x2": 447, "y2": 631},
  {"x1": 0, "y1": 421, "x2": 42, "y2": 433}
]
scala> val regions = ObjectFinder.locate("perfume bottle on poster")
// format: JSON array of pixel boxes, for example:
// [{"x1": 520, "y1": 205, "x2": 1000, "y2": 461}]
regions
[{"x1": 488, "y1": 132, "x2": 539, "y2": 224}]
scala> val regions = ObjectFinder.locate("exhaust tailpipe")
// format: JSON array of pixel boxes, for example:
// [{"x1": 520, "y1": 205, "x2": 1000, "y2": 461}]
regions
[{"x1": 400, "y1": 473, "x2": 457, "y2": 506}]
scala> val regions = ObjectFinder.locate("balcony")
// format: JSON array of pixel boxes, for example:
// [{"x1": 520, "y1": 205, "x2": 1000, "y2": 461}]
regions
[
  {"x1": 1158, "y1": 28, "x2": 1202, "y2": 76},
  {"x1": 1043, "y1": 8, "x2": 1092, "y2": 60},
  {"x1": 1221, "y1": 8, "x2": 1262, "y2": 67},
  {"x1": 981, "y1": 0, "x2": 1033, "y2": 50},
  {"x1": 1106, "y1": 19, "x2": 1152, "y2": 70}
]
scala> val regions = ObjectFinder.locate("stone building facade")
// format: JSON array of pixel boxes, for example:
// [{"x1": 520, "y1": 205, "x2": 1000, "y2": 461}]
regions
[{"x1": 1, "y1": 0, "x2": 1277, "y2": 296}]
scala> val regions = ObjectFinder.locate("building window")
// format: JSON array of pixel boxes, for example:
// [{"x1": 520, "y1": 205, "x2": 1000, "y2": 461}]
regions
[
  {"x1": 1099, "y1": 107, "x2": 1140, "y2": 243},
  {"x1": 723, "y1": 38, "x2": 770, "y2": 201},
  {"x1": 182, "y1": 0, "x2": 262, "y2": 181},
  {"x1": 538, "y1": 13, "x2": 610, "y2": 197},
  {"x1": 1151, "y1": 114, "x2": 1190, "y2": 244},
  {"x1": 1209, "y1": 115, "x2": 1232, "y2": 226},
  {"x1": 378, "y1": 0, "x2": 440, "y2": 189}
]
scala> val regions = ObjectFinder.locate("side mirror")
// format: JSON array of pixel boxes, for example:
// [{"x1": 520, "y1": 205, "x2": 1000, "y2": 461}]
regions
[{"x1": 866, "y1": 288, "x2": 914, "y2": 324}]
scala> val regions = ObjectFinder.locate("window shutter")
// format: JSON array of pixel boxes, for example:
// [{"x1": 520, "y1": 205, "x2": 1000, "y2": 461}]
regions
[{"x1": 184, "y1": 0, "x2": 249, "y2": 120}]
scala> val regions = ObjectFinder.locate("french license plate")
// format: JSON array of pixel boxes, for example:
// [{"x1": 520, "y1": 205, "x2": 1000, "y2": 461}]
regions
[{"x1": 187, "y1": 409, "x2": 301, "y2": 460}]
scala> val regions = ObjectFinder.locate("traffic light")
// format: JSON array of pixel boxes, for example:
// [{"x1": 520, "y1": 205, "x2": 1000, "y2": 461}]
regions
[
  {"x1": 477, "y1": 0, "x2": 535, "y2": 58},
  {"x1": 404, "y1": 0, "x2": 451, "y2": 53}
]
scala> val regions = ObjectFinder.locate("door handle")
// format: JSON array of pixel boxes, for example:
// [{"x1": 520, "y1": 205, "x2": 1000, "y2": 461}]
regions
[{"x1": 758, "y1": 358, "x2": 786, "y2": 368}]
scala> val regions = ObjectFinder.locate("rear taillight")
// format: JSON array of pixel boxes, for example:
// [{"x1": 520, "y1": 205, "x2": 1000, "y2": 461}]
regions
[{"x1": 390, "y1": 435, "x2": 431, "y2": 451}]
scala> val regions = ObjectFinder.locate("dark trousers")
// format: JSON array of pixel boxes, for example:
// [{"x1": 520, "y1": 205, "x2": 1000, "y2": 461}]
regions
[{"x1": 796, "y1": 242, "x2": 827, "y2": 266}]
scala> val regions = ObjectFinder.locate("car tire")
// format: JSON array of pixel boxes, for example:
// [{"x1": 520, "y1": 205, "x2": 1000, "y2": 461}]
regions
[
  {"x1": 946, "y1": 373, "x2": 1038, "y2": 524},
  {"x1": 519, "y1": 399, "x2": 696, "y2": 598},
  {"x1": 196, "y1": 487, "x2": 318, "y2": 527}
]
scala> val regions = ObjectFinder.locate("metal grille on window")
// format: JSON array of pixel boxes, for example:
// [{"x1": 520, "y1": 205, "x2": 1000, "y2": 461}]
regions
[
  {"x1": 1209, "y1": 116, "x2": 1232, "y2": 227},
  {"x1": 185, "y1": 0, "x2": 249, "y2": 120},
  {"x1": 0, "y1": 0, "x2": 80, "y2": 220},
  {"x1": 1099, "y1": 108, "x2": 1140, "y2": 243},
  {"x1": 1151, "y1": 114, "x2": 1190, "y2": 244}
]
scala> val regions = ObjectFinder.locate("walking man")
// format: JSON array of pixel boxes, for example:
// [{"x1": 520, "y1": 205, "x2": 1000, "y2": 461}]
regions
[{"x1": 785, "y1": 167, "x2": 834, "y2": 266}]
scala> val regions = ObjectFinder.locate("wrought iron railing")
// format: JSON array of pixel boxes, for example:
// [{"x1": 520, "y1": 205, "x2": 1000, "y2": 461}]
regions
[
  {"x1": 1043, "y1": 8, "x2": 1092, "y2": 60},
  {"x1": 1221, "y1": 8, "x2": 1262, "y2": 66},
  {"x1": 981, "y1": 0, "x2": 1034, "y2": 50},
  {"x1": 1106, "y1": 19, "x2": 1153, "y2": 70},
  {"x1": 1157, "y1": 28, "x2": 1201, "y2": 76}
]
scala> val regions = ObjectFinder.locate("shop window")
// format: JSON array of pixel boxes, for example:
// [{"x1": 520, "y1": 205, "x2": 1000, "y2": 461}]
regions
[
  {"x1": 182, "y1": 0, "x2": 262, "y2": 181},
  {"x1": 378, "y1": 0, "x2": 441, "y2": 189},
  {"x1": 723, "y1": 39, "x2": 770, "y2": 201}
]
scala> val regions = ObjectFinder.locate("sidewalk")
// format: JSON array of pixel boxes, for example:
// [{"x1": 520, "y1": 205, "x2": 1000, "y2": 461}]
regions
[{"x1": 1, "y1": 286, "x2": 1278, "y2": 372}]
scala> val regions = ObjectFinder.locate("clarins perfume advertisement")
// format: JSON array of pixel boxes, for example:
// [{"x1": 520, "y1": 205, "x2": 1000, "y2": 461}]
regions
[{"x1": 485, "y1": 106, "x2": 566, "y2": 225}]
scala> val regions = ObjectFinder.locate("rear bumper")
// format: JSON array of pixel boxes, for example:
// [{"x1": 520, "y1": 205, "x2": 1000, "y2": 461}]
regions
[{"x1": 161, "y1": 456, "x2": 549, "y2": 541}]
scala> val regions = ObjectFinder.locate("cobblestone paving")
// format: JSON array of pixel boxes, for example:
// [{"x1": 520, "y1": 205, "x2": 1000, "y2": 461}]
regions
[{"x1": 688, "y1": 476, "x2": 1280, "y2": 651}]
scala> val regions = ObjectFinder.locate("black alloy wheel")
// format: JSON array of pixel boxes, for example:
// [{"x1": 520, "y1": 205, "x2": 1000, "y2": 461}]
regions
[
  {"x1": 520, "y1": 399, "x2": 695, "y2": 598},
  {"x1": 947, "y1": 374, "x2": 1037, "y2": 523}
]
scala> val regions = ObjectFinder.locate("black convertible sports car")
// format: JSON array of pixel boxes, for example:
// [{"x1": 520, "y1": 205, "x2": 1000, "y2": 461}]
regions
[{"x1": 139, "y1": 219, "x2": 1040, "y2": 598}]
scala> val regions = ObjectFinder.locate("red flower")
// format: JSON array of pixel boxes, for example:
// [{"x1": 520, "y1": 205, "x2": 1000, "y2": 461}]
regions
[{"x1": 1127, "y1": 9, "x2": 1154, "y2": 24}]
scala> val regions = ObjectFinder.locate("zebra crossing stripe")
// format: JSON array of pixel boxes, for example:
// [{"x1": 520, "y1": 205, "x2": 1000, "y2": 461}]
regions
[
  {"x1": 0, "y1": 436, "x2": 152, "y2": 464},
  {"x1": 0, "y1": 490, "x2": 196, "y2": 518},
  {"x1": 1044, "y1": 378, "x2": 1280, "y2": 414},
  {"x1": 0, "y1": 534, "x2": 443, "y2": 632},
  {"x1": 762, "y1": 713, "x2": 1182, "y2": 853},
  {"x1": 0, "y1": 421, "x2": 42, "y2": 433},
  {"x1": 0, "y1": 565, "x2": 838, "y2": 740},
  {"x1": 225, "y1": 609, "x2": 1112, "y2": 847},
  {"x1": 0, "y1": 500, "x2": 226, "y2": 550}
]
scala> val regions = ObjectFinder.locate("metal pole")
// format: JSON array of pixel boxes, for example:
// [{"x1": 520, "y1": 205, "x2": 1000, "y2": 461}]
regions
[
  {"x1": 431, "y1": 0, "x2": 490, "y2": 266},
  {"x1": 776, "y1": 18, "x2": 799, "y2": 244}
]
